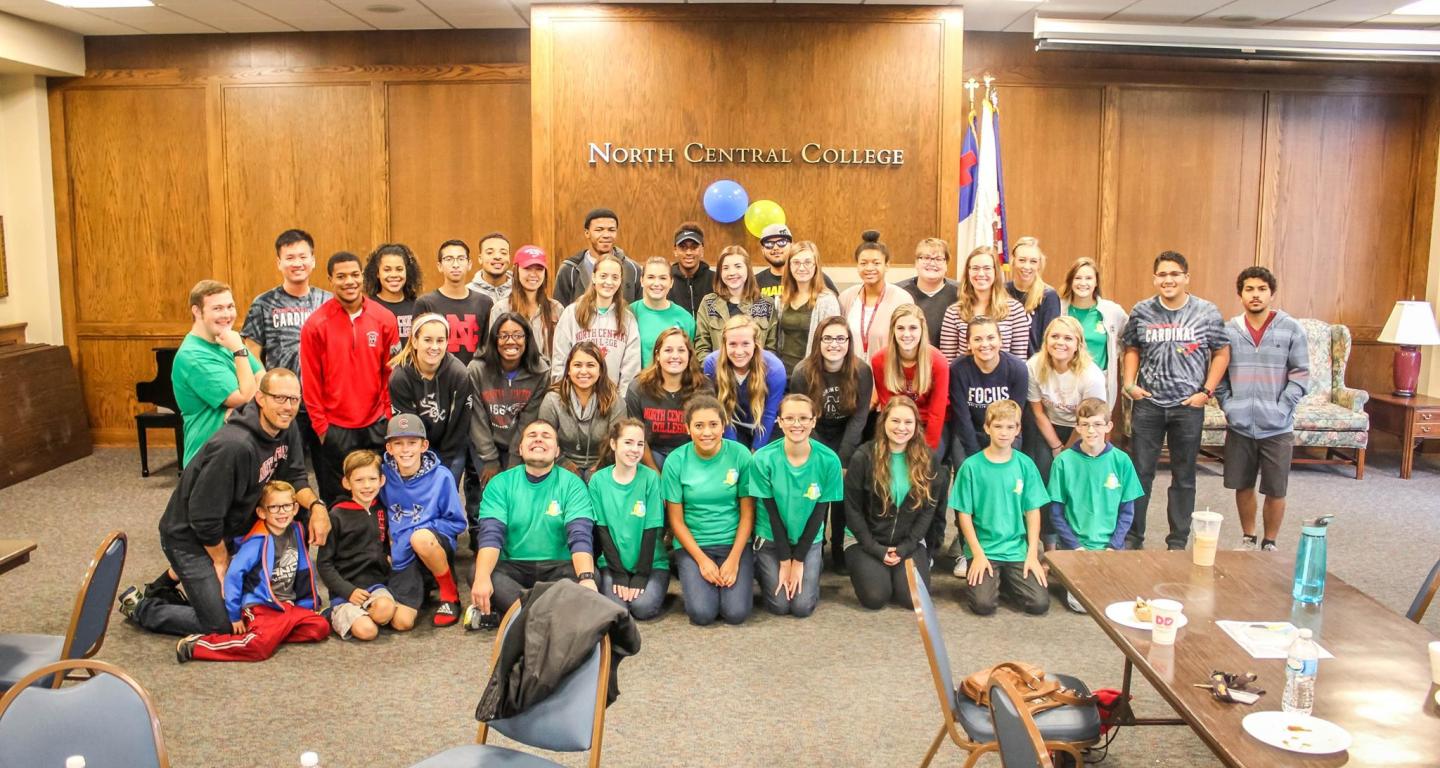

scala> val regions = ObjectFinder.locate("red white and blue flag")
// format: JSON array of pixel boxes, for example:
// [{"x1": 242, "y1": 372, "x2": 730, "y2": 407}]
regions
[{"x1": 957, "y1": 111, "x2": 980, "y2": 239}]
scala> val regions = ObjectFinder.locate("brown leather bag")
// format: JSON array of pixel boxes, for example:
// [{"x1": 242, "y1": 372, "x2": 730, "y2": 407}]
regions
[{"x1": 960, "y1": 662, "x2": 1092, "y2": 715}]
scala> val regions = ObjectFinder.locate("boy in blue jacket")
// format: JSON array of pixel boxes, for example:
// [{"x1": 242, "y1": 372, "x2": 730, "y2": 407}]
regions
[
  {"x1": 176, "y1": 480, "x2": 329, "y2": 662},
  {"x1": 382, "y1": 413, "x2": 468, "y2": 628}
]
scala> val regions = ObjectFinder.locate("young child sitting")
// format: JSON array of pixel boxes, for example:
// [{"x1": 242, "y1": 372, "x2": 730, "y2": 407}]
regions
[
  {"x1": 1047, "y1": 397, "x2": 1144, "y2": 613},
  {"x1": 317, "y1": 450, "x2": 398, "y2": 640},
  {"x1": 382, "y1": 413, "x2": 468, "y2": 628},
  {"x1": 176, "y1": 480, "x2": 329, "y2": 662},
  {"x1": 950, "y1": 399, "x2": 1052, "y2": 617}
]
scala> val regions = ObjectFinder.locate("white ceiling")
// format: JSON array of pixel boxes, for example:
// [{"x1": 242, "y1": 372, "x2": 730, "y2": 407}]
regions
[{"x1": 0, "y1": 0, "x2": 1437, "y2": 36}]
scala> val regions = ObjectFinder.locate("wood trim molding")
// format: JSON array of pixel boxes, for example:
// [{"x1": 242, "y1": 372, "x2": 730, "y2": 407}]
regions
[
  {"x1": 51, "y1": 63, "x2": 530, "y2": 88},
  {"x1": 1096, "y1": 85, "x2": 1120, "y2": 293},
  {"x1": 529, "y1": 6, "x2": 557, "y2": 265},
  {"x1": 936, "y1": 10, "x2": 965, "y2": 267}
]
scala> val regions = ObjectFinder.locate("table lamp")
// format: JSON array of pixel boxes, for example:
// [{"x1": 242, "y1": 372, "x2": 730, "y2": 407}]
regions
[{"x1": 1377, "y1": 300, "x2": 1440, "y2": 397}]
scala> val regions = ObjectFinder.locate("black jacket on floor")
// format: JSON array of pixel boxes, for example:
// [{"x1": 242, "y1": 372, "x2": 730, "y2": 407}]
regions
[{"x1": 476, "y1": 579, "x2": 642, "y2": 722}]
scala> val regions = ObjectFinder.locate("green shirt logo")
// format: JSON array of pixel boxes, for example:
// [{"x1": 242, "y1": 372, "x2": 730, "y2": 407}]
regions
[
  {"x1": 1013, "y1": 478, "x2": 1024, "y2": 495},
  {"x1": 545, "y1": 500, "x2": 562, "y2": 517},
  {"x1": 724, "y1": 468, "x2": 739, "y2": 486},
  {"x1": 804, "y1": 483, "x2": 821, "y2": 501},
  {"x1": 1104, "y1": 472, "x2": 1120, "y2": 490},
  {"x1": 630, "y1": 500, "x2": 646, "y2": 517}
]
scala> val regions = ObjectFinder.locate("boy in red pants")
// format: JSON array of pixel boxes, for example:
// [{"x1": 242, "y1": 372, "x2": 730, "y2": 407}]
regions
[{"x1": 177, "y1": 480, "x2": 329, "y2": 663}]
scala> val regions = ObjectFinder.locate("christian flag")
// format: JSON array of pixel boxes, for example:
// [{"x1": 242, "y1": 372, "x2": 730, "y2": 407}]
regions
[
  {"x1": 971, "y1": 91, "x2": 1008, "y2": 259},
  {"x1": 957, "y1": 111, "x2": 980, "y2": 248}
]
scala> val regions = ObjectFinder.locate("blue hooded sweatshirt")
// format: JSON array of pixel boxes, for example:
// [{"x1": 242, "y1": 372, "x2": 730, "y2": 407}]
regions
[
  {"x1": 223, "y1": 519, "x2": 319, "y2": 623},
  {"x1": 381, "y1": 450, "x2": 467, "y2": 571}
]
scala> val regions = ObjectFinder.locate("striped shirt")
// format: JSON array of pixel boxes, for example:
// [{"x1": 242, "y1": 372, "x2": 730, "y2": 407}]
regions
[{"x1": 938, "y1": 298, "x2": 1031, "y2": 361}]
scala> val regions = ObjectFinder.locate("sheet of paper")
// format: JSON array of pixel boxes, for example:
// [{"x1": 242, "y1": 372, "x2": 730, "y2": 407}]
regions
[{"x1": 1217, "y1": 620, "x2": 1335, "y2": 660}]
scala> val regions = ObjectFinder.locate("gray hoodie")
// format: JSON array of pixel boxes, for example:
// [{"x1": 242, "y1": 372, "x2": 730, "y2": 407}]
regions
[
  {"x1": 538, "y1": 389, "x2": 625, "y2": 470},
  {"x1": 1214, "y1": 309, "x2": 1310, "y2": 440}
]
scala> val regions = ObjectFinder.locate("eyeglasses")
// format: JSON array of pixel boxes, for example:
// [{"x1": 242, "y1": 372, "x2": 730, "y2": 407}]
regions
[
  {"x1": 260, "y1": 390, "x2": 301, "y2": 406},
  {"x1": 440, "y1": 255, "x2": 470, "y2": 264},
  {"x1": 789, "y1": 257, "x2": 815, "y2": 268},
  {"x1": 497, "y1": 332, "x2": 526, "y2": 342},
  {"x1": 916, "y1": 255, "x2": 947, "y2": 264},
  {"x1": 778, "y1": 416, "x2": 814, "y2": 425},
  {"x1": 263, "y1": 501, "x2": 297, "y2": 515},
  {"x1": 968, "y1": 264, "x2": 995, "y2": 273},
  {"x1": 821, "y1": 335, "x2": 850, "y2": 346},
  {"x1": 1154, "y1": 271, "x2": 1187, "y2": 279}
]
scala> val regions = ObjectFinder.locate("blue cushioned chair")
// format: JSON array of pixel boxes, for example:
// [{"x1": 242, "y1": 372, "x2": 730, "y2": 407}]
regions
[
  {"x1": 904, "y1": 559, "x2": 1100, "y2": 768},
  {"x1": 0, "y1": 531, "x2": 126, "y2": 692},
  {"x1": 1408, "y1": 555, "x2": 1440, "y2": 623},
  {"x1": 988, "y1": 674, "x2": 1054, "y2": 768},
  {"x1": 409, "y1": 601, "x2": 612, "y2": 768},
  {"x1": 0, "y1": 659, "x2": 169, "y2": 768}
]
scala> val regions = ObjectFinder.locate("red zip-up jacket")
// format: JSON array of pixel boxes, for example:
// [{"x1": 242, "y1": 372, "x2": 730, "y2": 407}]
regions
[
  {"x1": 300, "y1": 297, "x2": 398, "y2": 437},
  {"x1": 870, "y1": 346, "x2": 950, "y2": 451}
]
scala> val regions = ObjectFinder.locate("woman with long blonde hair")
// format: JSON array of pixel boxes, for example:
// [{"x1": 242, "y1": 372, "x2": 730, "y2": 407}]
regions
[
  {"x1": 1006, "y1": 236, "x2": 1062, "y2": 356},
  {"x1": 702, "y1": 315, "x2": 787, "y2": 451},
  {"x1": 870, "y1": 304, "x2": 949, "y2": 451},
  {"x1": 773, "y1": 240, "x2": 841, "y2": 372},
  {"x1": 842, "y1": 396, "x2": 947, "y2": 609},
  {"x1": 695, "y1": 245, "x2": 778, "y2": 355},
  {"x1": 937, "y1": 245, "x2": 1031, "y2": 361},
  {"x1": 1025, "y1": 316, "x2": 1106, "y2": 485}
]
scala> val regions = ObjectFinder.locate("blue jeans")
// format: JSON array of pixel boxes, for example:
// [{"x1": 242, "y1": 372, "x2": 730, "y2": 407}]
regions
[
  {"x1": 673, "y1": 545, "x2": 754, "y2": 626},
  {"x1": 599, "y1": 569, "x2": 670, "y2": 620},
  {"x1": 753, "y1": 539, "x2": 823, "y2": 618},
  {"x1": 1128, "y1": 399, "x2": 1205, "y2": 550},
  {"x1": 132, "y1": 536, "x2": 231, "y2": 636}
]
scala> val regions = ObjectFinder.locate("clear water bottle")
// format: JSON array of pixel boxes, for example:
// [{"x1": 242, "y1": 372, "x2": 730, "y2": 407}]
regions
[
  {"x1": 299, "y1": 753, "x2": 320, "y2": 768},
  {"x1": 1282, "y1": 628, "x2": 1319, "y2": 715},
  {"x1": 1291, "y1": 515, "x2": 1333, "y2": 604}
]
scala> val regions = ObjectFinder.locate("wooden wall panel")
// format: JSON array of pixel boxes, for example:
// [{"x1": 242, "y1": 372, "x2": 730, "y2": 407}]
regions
[
  {"x1": 1108, "y1": 88, "x2": 1266, "y2": 308},
  {"x1": 533, "y1": 7, "x2": 959, "y2": 266},
  {"x1": 995, "y1": 85, "x2": 1104, "y2": 265},
  {"x1": 1268, "y1": 92, "x2": 1424, "y2": 337},
  {"x1": 77, "y1": 337, "x2": 183, "y2": 445},
  {"x1": 63, "y1": 87, "x2": 213, "y2": 326},
  {"x1": 223, "y1": 84, "x2": 376, "y2": 304},
  {"x1": 388, "y1": 81, "x2": 533, "y2": 255}
]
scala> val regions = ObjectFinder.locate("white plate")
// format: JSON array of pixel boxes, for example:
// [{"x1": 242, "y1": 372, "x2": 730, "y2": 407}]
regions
[
  {"x1": 1104, "y1": 600, "x2": 1189, "y2": 631},
  {"x1": 1242, "y1": 711, "x2": 1352, "y2": 755}
]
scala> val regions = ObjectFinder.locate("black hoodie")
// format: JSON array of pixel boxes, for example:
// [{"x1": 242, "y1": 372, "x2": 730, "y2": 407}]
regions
[
  {"x1": 157, "y1": 400, "x2": 311, "y2": 549},
  {"x1": 388, "y1": 353, "x2": 473, "y2": 468},
  {"x1": 316, "y1": 496, "x2": 389, "y2": 603}
]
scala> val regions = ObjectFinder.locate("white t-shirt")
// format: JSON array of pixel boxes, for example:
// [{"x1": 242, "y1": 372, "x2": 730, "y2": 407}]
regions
[{"x1": 1027, "y1": 357, "x2": 1107, "y2": 427}]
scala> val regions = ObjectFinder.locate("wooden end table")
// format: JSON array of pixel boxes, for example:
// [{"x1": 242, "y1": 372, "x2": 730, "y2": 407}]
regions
[{"x1": 1365, "y1": 391, "x2": 1440, "y2": 479}]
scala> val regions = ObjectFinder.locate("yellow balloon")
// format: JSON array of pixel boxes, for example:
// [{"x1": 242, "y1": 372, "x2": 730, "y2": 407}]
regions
[{"x1": 744, "y1": 200, "x2": 786, "y2": 238}]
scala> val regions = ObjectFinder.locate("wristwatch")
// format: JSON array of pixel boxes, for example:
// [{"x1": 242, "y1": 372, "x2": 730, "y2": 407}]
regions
[
  {"x1": 308, "y1": 500, "x2": 325, "y2": 514},
  {"x1": 1201, "y1": 386, "x2": 1215, "y2": 398},
  {"x1": 575, "y1": 571, "x2": 596, "y2": 583},
  {"x1": 232, "y1": 347, "x2": 250, "y2": 359}
]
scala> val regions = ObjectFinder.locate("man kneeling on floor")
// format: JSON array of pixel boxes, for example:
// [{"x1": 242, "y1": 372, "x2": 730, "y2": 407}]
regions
[{"x1": 177, "y1": 480, "x2": 330, "y2": 662}]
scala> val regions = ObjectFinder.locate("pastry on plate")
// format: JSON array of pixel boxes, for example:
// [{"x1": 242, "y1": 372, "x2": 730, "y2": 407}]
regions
[{"x1": 1133, "y1": 597, "x2": 1153, "y2": 623}]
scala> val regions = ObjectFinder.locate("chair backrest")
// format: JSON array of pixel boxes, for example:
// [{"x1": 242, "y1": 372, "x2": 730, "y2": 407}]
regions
[
  {"x1": 0, "y1": 659, "x2": 169, "y2": 768},
  {"x1": 478, "y1": 601, "x2": 612, "y2": 761},
  {"x1": 987, "y1": 674, "x2": 1053, "y2": 768},
  {"x1": 135, "y1": 347, "x2": 180, "y2": 411},
  {"x1": 1297, "y1": 318, "x2": 1348, "y2": 408},
  {"x1": 1408, "y1": 556, "x2": 1440, "y2": 623},
  {"x1": 56, "y1": 531, "x2": 128, "y2": 679},
  {"x1": 905, "y1": 559, "x2": 957, "y2": 720}
]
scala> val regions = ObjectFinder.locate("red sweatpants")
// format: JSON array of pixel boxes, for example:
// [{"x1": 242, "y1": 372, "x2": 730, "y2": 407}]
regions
[{"x1": 191, "y1": 603, "x2": 329, "y2": 662}]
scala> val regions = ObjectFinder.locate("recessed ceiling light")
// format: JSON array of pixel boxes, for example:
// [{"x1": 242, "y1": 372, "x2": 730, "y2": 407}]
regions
[
  {"x1": 365, "y1": 3, "x2": 405, "y2": 12},
  {"x1": 1395, "y1": 0, "x2": 1440, "y2": 14},
  {"x1": 46, "y1": 0, "x2": 154, "y2": 7}
]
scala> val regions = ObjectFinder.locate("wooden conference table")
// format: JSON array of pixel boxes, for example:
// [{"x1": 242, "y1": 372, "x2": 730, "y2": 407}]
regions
[
  {"x1": 1047, "y1": 550, "x2": 1440, "y2": 767},
  {"x1": 0, "y1": 539, "x2": 37, "y2": 575}
]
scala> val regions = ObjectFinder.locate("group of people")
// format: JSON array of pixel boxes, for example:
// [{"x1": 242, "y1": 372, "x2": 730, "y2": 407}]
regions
[{"x1": 126, "y1": 208, "x2": 1311, "y2": 662}]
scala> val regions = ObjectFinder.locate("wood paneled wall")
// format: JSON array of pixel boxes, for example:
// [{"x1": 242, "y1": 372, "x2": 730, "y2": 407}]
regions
[
  {"x1": 50, "y1": 31, "x2": 531, "y2": 444},
  {"x1": 965, "y1": 32, "x2": 1440, "y2": 397},
  {"x1": 529, "y1": 5, "x2": 965, "y2": 267}
]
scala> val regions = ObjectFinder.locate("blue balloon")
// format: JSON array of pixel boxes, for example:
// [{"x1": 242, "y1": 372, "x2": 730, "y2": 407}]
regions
[{"x1": 703, "y1": 180, "x2": 749, "y2": 223}]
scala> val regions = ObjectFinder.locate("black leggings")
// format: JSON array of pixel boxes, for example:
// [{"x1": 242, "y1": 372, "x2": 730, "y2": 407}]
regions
[{"x1": 847, "y1": 544, "x2": 930, "y2": 610}]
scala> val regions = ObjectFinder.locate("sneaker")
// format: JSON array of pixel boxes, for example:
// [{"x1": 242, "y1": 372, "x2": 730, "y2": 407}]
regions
[
  {"x1": 1260, "y1": 540, "x2": 1278, "y2": 552},
  {"x1": 117, "y1": 585, "x2": 143, "y2": 619},
  {"x1": 175, "y1": 634, "x2": 200, "y2": 664},
  {"x1": 952, "y1": 553, "x2": 968, "y2": 579},
  {"x1": 1237, "y1": 535, "x2": 1258, "y2": 552},
  {"x1": 433, "y1": 600, "x2": 460, "y2": 627},
  {"x1": 1065, "y1": 591, "x2": 1086, "y2": 614}
]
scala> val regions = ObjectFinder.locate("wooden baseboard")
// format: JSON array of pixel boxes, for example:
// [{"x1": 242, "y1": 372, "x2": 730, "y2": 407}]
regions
[{"x1": 93, "y1": 427, "x2": 173, "y2": 448}]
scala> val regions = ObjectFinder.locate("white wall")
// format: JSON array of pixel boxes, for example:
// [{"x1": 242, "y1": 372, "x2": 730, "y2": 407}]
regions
[{"x1": 0, "y1": 73, "x2": 63, "y2": 345}]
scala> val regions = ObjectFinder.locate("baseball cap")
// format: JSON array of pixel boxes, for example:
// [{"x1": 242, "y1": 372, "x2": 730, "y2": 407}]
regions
[
  {"x1": 514, "y1": 245, "x2": 547, "y2": 269},
  {"x1": 759, "y1": 224, "x2": 793, "y2": 243},
  {"x1": 386, "y1": 413, "x2": 427, "y2": 441},
  {"x1": 674, "y1": 228, "x2": 704, "y2": 246}
]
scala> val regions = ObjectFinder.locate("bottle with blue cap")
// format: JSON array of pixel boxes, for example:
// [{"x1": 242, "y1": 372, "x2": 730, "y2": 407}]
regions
[{"x1": 1292, "y1": 515, "x2": 1334, "y2": 604}]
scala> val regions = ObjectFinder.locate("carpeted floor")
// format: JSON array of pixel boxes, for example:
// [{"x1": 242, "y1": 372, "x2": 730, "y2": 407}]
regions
[{"x1": 2, "y1": 442, "x2": 1438, "y2": 768}]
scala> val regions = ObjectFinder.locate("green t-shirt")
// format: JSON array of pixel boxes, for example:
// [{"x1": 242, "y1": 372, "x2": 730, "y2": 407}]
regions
[
  {"x1": 1047, "y1": 445, "x2": 1144, "y2": 551},
  {"x1": 633, "y1": 301, "x2": 697, "y2": 367},
  {"x1": 1067, "y1": 304, "x2": 1109, "y2": 370},
  {"x1": 889, "y1": 452, "x2": 911, "y2": 509},
  {"x1": 748, "y1": 439, "x2": 844, "y2": 545},
  {"x1": 661, "y1": 440, "x2": 752, "y2": 549},
  {"x1": 949, "y1": 450, "x2": 1050, "y2": 562},
  {"x1": 588, "y1": 464, "x2": 668, "y2": 571},
  {"x1": 173, "y1": 332, "x2": 263, "y2": 466},
  {"x1": 478, "y1": 466, "x2": 595, "y2": 561}
]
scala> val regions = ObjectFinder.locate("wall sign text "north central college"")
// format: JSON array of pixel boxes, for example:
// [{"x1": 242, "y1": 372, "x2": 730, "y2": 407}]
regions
[{"x1": 587, "y1": 142, "x2": 905, "y2": 166}]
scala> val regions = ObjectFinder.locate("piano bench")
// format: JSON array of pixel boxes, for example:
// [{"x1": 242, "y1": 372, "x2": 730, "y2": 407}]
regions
[{"x1": 135, "y1": 410, "x2": 183, "y2": 477}]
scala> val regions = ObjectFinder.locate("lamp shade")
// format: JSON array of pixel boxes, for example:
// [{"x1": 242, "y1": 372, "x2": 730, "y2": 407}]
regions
[{"x1": 1378, "y1": 301, "x2": 1440, "y2": 346}]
